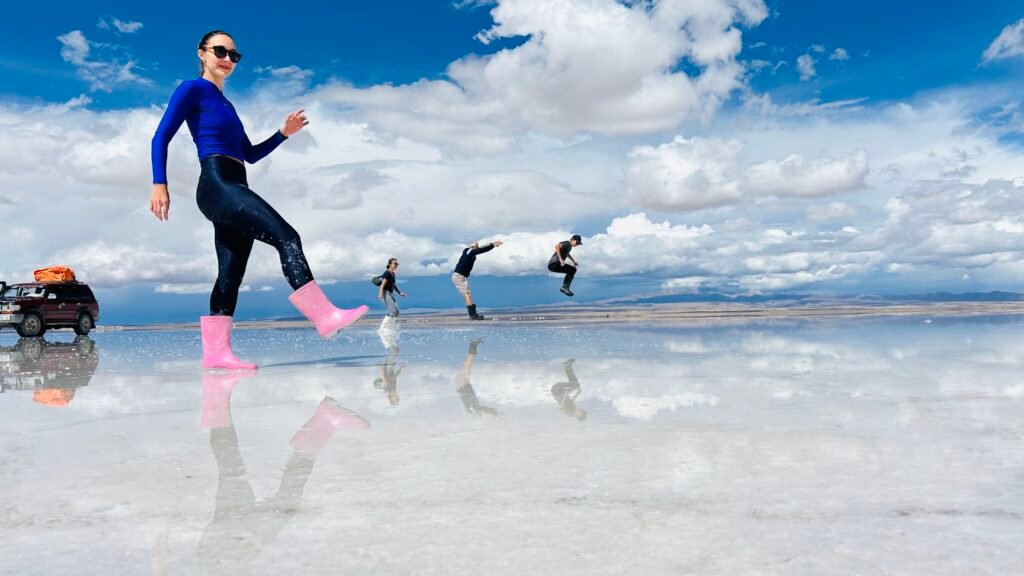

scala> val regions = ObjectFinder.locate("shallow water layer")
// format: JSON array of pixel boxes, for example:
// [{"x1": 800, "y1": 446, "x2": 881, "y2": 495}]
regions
[{"x1": 1, "y1": 316, "x2": 1022, "y2": 575}]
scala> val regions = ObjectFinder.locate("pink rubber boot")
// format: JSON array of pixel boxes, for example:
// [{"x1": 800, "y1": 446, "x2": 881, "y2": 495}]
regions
[
  {"x1": 288, "y1": 280, "x2": 369, "y2": 340},
  {"x1": 200, "y1": 316, "x2": 258, "y2": 371},
  {"x1": 200, "y1": 372, "x2": 254, "y2": 429},
  {"x1": 290, "y1": 397, "x2": 370, "y2": 455}
]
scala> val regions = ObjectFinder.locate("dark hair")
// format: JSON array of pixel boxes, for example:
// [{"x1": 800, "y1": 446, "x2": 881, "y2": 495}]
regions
[
  {"x1": 197, "y1": 30, "x2": 232, "y2": 75},
  {"x1": 387, "y1": 258, "x2": 398, "y2": 268}
]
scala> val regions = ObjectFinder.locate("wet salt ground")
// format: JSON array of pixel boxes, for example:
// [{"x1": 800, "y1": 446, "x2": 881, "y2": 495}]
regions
[{"x1": 1, "y1": 317, "x2": 1023, "y2": 575}]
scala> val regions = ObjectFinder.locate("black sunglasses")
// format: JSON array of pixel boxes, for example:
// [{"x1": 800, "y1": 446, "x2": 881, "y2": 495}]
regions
[{"x1": 207, "y1": 45, "x2": 242, "y2": 64}]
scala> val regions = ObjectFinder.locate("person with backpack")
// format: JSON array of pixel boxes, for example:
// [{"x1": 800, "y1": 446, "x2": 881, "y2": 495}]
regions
[
  {"x1": 377, "y1": 258, "x2": 405, "y2": 332},
  {"x1": 452, "y1": 239, "x2": 504, "y2": 320},
  {"x1": 548, "y1": 234, "x2": 582, "y2": 297}
]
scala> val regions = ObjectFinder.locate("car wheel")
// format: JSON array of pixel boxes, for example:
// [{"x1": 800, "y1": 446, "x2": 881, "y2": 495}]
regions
[
  {"x1": 16, "y1": 312, "x2": 45, "y2": 338},
  {"x1": 74, "y1": 335, "x2": 95, "y2": 355},
  {"x1": 74, "y1": 312, "x2": 93, "y2": 336},
  {"x1": 16, "y1": 337, "x2": 43, "y2": 360}
]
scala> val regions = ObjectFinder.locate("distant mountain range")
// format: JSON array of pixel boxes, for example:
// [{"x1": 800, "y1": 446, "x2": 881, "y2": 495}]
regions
[{"x1": 602, "y1": 290, "x2": 1024, "y2": 306}]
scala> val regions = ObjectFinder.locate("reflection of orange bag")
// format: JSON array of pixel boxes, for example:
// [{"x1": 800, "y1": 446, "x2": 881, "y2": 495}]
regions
[
  {"x1": 33, "y1": 388, "x2": 75, "y2": 406},
  {"x1": 33, "y1": 266, "x2": 76, "y2": 282}
]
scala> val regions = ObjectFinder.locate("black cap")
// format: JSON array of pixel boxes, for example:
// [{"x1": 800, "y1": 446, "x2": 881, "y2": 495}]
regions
[{"x1": 571, "y1": 234, "x2": 583, "y2": 245}]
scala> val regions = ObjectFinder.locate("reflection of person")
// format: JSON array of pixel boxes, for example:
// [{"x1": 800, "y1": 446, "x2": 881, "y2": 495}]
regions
[
  {"x1": 455, "y1": 339, "x2": 500, "y2": 417},
  {"x1": 452, "y1": 239, "x2": 504, "y2": 320},
  {"x1": 547, "y1": 234, "x2": 582, "y2": 297},
  {"x1": 150, "y1": 30, "x2": 368, "y2": 371},
  {"x1": 551, "y1": 358, "x2": 587, "y2": 421},
  {"x1": 198, "y1": 373, "x2": 368, "y2": 575},
  {"x1": 378, "y1": 258, "x2": 406, "y2": 332},
  {"x1": 373, "y1": 331, "x2": 403, "y2": 405}
]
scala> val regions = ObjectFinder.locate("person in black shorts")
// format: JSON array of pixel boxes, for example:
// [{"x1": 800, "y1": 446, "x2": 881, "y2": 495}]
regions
[
  {"x1": 452, "y1": 239, "x2": 504, "y2": 320},
  {"x1": 548, "y1": 234, "x2": 582, "y2": 297}
]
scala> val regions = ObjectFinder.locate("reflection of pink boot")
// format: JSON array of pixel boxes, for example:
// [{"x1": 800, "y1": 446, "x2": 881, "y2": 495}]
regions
[
  {"x1": 288, "y1": 281, "x2": 369, "y2": 340},
  {"x1": 201, "y1": 372, "x2": 254, "y2": 429},
  {"x1": 200, "y1": 316, "x2": 258, "y2": 370},
  {"x1": 290, "y1": 397, "x2": 370, "y2": 455}
]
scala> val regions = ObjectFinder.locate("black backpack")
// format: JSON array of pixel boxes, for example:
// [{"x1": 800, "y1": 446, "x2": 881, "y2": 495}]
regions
[{"x1": 371, "y1": 275, "x2": 383, "y2": 286}]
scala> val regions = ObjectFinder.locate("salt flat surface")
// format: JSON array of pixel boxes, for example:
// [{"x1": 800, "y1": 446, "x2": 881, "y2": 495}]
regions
[{"x1": 1, "y1": 316, "x2": 1022, "y2": 575}]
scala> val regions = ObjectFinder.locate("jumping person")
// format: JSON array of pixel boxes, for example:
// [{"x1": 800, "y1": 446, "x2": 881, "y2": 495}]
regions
[
  {"x1": 547, "y1": 234, "x2": 582, "y2": 297},
  {"x1": 452, "y1": 239, "x2": 504, "y2": 320},
  {"x1": 150, "y1": 30, "x2": 368, "y2": 371},
  {"x1": 378, "y1": 258, "x2": 406, "y2": 332}
]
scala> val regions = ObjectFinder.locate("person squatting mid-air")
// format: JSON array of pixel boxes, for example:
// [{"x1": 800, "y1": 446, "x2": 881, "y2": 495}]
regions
[
  {"x1": 150, "y1": 30, "x2": 369, "y2": 371},
  {"x1": 548, "y1": 235, "x2": 582, "y2": 297},
  {"x1": 377, "y1": 258, "x2": 406, "y2": 332},
  {"x1": 452, "y1": 240, "x2": 504, "y2": 320}
]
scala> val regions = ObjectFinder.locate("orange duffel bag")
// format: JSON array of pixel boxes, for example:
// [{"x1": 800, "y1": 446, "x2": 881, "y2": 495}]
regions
[{"x1": 33, "y1": 266, "x2": 76, "y2": 282}]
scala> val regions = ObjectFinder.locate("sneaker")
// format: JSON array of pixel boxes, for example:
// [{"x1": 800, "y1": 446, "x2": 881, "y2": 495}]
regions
[{"x1": 560, "y1": 286, "x2": 574, "y2": 297}]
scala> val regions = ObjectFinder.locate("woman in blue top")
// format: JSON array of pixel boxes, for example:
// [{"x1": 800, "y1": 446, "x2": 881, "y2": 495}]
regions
[{"x1": 150, "y1": 31, "x2": 368, "y2": 371}]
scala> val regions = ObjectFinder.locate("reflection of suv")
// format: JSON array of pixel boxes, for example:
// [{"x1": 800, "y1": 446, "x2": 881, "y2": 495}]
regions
[
  {"x1": 0, "y1": 282, "x2": 100, "y2": 337},
  {"x1": 0, "y1": 337, "x2": 98, "y2": 404}
]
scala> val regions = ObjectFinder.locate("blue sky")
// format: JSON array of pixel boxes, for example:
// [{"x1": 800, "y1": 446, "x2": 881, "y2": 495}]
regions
[{"x1": 1, "y1": 1, "x2": 1023, "y2": 324}]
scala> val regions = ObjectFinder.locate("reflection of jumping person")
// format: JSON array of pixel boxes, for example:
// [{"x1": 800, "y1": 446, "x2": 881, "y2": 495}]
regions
[
  {"x1": 378, "y1": 258, "x2": 406, "y2": 332},
  {"x1": 548, "y1": 235, "x2": 582, "y2": 297},
  {"x1": 151, "y1": 30, "x2": 367, "y2": 372},
  {"x1": 455, "y1": 339, "x2": 500, "y2": 417},
  {"x1": 198, "y1": 372, "x2": 368, "y2": 575},
  {"x1": 452, "y1": 240, "x2": 504, "y2": 320},
  {"x1": 551, "y1": 358, "x2": 587, "y2": 421}
]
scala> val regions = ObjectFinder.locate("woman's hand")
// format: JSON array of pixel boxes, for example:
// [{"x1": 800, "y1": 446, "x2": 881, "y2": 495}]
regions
[
  {"x1": 150, "y1": 184, "x2": 170, "y2": 221},
  {"x1": 281, "y1": 109, "x2": 309, "y2": 137},
  {"x1": 378, "y1": 292, "x2": 384, "y2": 301},
  {"x1": 400, "y1": 292, "x2": 408, "y2": 298}
]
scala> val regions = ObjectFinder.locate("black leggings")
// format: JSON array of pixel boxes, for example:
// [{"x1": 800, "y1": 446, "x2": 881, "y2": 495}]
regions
[
  {"x1": 197, "y1": 155, "x2": 314, "y2": 316},
  {"x1": 548, "y1": 261, "x2": 576, "y2": 286}
]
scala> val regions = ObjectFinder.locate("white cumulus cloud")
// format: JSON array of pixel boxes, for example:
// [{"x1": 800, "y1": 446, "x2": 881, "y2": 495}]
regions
[
  {"x1": 745, "y1": 150, "x2": 869, "y2": 198},
  {"x1": 829, "y1": 47, "x2": 849, "y2": 61},
  {"x1": 57, "y1": 30, "x2": 151, "y2": 92},
  {"x1": 627, "y1": 138, "x2": 869, "y2": 210},
  {"x1": 627, "y1": 137, "x2": 744, "y2": 211},
  {"x1": 796, "y1": 53, "x2": 816, "y2": 80},
  {"x1": 982, "y1": 18, "x2": 1024, "y2": 63},
  {"x1": 98, "y1": 18, "x2": 144, "y2": 34},
  {"x1": 320, "y1": 0, "x2": 768, "y2": 148}
]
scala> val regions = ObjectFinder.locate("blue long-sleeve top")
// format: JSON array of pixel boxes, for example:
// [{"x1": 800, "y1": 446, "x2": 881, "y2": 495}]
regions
[{"x1": 151, "y1": 77, "x2": 287, "y2": 184}]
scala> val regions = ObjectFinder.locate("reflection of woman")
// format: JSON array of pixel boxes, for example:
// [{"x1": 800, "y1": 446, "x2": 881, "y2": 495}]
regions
[
  {"x1": 198, "y1": 373, "x2": 368, "y2": 574},
  {"x1": 455, "y1": 339, "x2": 500, "y2": 417},
  {"x1": 373, "y1": 333, "x2": 403, "y2": 405},
  {"x1": 150, "y1": 30, "x2": 367, "y2": 371},
  {"x1": 551, "y1": 358, "x2": 587, "y2": 421}
]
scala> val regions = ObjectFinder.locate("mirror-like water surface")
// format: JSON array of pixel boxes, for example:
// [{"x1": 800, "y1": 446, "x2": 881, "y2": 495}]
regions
[{"x1": 2, "y1": 317, "x2": 1022, "y2": 575}]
